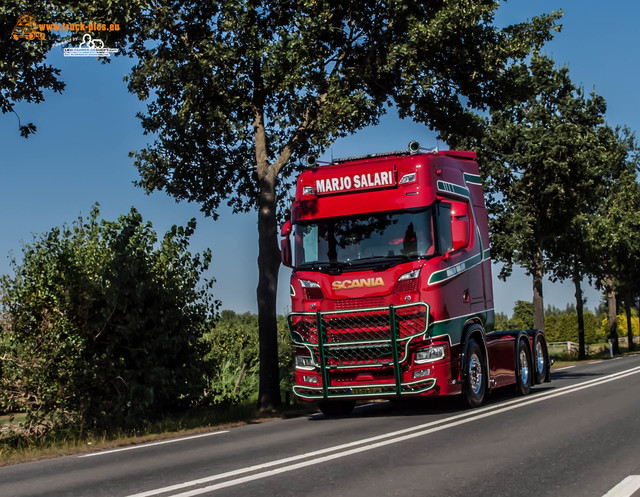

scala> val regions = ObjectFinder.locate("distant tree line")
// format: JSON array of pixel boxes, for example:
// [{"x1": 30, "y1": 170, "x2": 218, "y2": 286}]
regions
[{"x1": 495, "y1": 300, "x2": 639, "y2": 346}]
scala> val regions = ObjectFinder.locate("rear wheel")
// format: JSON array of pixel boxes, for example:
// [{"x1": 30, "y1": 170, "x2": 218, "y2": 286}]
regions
[
  {"x1": 318, "y1": 400, "x2": 355, "y2": 417},
  {"x1": 516, "y1": 339, "x2": 532, "y2": 396},
  {"x1": 462, "y1": 339, "x2": 486, "y2": 408},
  {"x1": 533, "y1": 335, "x2": 548, "y2": 384}
]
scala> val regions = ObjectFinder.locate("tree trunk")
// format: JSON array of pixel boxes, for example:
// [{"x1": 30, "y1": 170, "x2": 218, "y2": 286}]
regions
[
  {"x1": 256, "y1": 172, "x2": 282, "y2": 410},
  {"x1": 532, "y1": 245, "x2": 545, "y2": 331},
  {"x1": 603, "y1": 275, "x2": 619, "y2": 355},
  {"x1": 573, "y1": 273, "x2": 586, "y2": 360},
  {"x1": 253, "y1": 98, "x2": 282, "y2": 411},
  {"x1": 625, "y1": 297, "x2": 634, "y2": 352}
]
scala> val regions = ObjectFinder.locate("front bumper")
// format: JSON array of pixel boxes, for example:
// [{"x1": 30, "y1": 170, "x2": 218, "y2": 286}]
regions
[{"x1": 288, "y1": 302, "x2": 458, "y2": 400}]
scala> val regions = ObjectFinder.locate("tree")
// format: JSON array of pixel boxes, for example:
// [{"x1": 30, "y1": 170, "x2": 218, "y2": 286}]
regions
[
  {"x1": 457, "y1": 55, "x2": 607, "y2": 333},
  {"x1": 544, "y1": 306, "x2": 600, "y2": 344},
  {"x1": 0, "y1": 206, "x2": 217, "y2": 436},
  {"x1": 1, "y1": 4, "x2": 89, "y2": 136},
  {"x1": 542, "y1": 106, "x2": 628, "y2": 359},
  {"x1": 588, "y1": 137, "x2": 640, "y2": 354},
  {"x1": 3, "y1": 2, "x2": 561, "y2": 410},
  {"x1": 494, "y1": 312, "x2": 509, "y2": 331},
  {"x1": 508, "y1": 300, "x2": 534, "y2": 330}
]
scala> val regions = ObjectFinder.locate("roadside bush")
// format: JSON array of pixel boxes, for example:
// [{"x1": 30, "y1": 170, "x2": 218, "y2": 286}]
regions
[
  {"x1": 600, "y1": 311, "x2": 639, "y2": 339},
  {"x1": 0, "y1": 205, "x2": 218, "y2": 437},
  {"x1": 201, "y1": 311, "x2": 294, "y2": 406}
]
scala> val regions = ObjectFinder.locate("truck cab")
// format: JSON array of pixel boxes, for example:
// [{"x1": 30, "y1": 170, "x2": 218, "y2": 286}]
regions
[{"x1": 281, "y1": 143, "x2": 549, "y2": 415}]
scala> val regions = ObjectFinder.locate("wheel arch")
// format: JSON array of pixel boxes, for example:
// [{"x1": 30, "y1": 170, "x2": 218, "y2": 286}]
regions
[
  {"x1": 514, "y1": 330, "x2": 533, "y2": 357},
  {"x1": 460, "y1": 319, "x2": 489, "y2": 390}
]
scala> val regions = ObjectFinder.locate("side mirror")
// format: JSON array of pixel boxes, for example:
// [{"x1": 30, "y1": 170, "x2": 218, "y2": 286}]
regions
[
  {"x1": 280, "y1": 220, "x2": 293, "y2": 268},
  {"x1": 450, "y1": 202, "x2": 469, "y2": 251}
]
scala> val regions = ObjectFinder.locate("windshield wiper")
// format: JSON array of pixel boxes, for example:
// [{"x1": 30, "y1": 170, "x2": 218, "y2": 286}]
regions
[
  {"x1": 297, "y1": 262, "x2": 346, "y2": 274},
  {"x1": 348, "y1": 255, "x2": 409, "y2": 270}
]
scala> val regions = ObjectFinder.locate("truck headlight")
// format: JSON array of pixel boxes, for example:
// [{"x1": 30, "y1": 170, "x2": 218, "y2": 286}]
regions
[
  {"x1": 295, "y1": 355, "x2": 315, "y2": 369},
  {"x1": 299, "y1": 279, "x2": 323, "y2": 300},
  {"x1": 398, "y1": 269, "x2": 420, "y2": 281},
  {"x1": 415, "y1": 345, "x2": 445, "y2": 364}
]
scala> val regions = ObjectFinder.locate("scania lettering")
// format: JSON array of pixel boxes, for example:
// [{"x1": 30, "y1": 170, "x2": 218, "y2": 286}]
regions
[
  {"x1": 281, "y1": 142, "x2": 550, "y2": 416},
  {"x1": 332, "y1": 278, "x2": 385, "y2": 290}
]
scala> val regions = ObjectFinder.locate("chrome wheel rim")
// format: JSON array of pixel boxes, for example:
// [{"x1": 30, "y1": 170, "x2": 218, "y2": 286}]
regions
[
  {"x1": 468, "y1": 353, "x2": 483, "y2": 395},
  {"x1": 536, "y1": 340, "x2": 545, "y2": 375},
  {"x1": 520, "y1": 349, "x2": 530, "y2": 385}
]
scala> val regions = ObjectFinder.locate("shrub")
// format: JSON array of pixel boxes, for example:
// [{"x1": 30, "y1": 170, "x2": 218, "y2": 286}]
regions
[
  {"x1": 201, "y1": 311, "x2": 294, "y2": 406},
  {"x1": 0, "y1": 206, "x2": 218, "y2": 436}
]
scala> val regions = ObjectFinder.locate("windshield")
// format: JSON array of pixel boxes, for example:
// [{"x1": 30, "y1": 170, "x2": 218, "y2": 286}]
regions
[{"x1": 294, "y1": 208, "x2": 435, "y2": 270}]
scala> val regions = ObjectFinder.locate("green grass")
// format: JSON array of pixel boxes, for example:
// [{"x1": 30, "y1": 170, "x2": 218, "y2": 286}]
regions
[
  {"x1": 0, "y1": 401, "x2": 314, "y2": 467},
  {"x1": 0, "y1": 413, "x2": 26, "y2": 426},
  {"x1": 550, "y1": 342, "x2": 640, "y2": 366}
]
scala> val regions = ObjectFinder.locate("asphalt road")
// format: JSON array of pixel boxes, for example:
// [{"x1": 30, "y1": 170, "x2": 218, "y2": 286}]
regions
[{"x1": 2, "y1": 355, "x2": 640, "y2": 497}]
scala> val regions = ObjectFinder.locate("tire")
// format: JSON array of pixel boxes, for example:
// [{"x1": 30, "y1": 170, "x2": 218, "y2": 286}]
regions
[
  {"x1": 515, "y1": 339, "x2": 532, "y2": 396},
  {"x1": 533, "y1": 334, "x2": 548, "y2": 384},
  {"x1": 318, "y1": 400, "x2": 355, "y2": 417},
  {"x1": 462, "y1": 338, "x2": 486, "y2": 408}
]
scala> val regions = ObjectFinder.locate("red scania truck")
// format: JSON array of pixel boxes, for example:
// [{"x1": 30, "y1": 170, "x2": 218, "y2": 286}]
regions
[{"x1": 280, "y1": 142, "x2": 550, "y2": 416}]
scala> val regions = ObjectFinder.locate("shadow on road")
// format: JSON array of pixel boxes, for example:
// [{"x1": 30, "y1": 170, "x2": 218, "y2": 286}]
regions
[
  {"x1": 307, "y1": 382, "x2": 567, "y2": 421},
  {"x1": 550, "y1": 371, "x2": 599, "y2": 380}
]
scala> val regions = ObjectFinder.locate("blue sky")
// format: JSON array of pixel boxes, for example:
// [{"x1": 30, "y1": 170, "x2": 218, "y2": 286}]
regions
[{"x1": 2, "y1": 0, "x2": 639, "y2": 317}]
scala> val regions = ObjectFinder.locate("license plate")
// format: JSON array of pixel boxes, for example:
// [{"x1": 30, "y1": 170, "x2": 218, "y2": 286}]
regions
[{"x1": 350, "y1": 387, "x2": 383, "y2": 394}]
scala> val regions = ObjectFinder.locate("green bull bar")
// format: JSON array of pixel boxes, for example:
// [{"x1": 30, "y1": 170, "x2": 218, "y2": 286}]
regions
[{"x1": 288, "y1": 302, "x2": 434, "y2": 399}]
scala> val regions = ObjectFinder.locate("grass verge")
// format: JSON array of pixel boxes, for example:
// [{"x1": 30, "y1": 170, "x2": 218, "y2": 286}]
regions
[
  {"x1": 0, "y1": 401, "x2": 315, "y2": 467},
  {"x1": 550, "y1": 344, "x2": 640, "y2": 369}
]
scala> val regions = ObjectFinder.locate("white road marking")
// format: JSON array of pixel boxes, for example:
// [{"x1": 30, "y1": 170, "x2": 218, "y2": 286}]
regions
[
  {"x1": 554, "y1": 365, "x2": 576, "y2": 370},
  {"x1": 124, "y1": 364, "x2": 640, "y2": 497},
  {"x1": 78, "y1": 431, "x2": 229, "y2": 458},
  {"x1": 602, "y1": 475, "x2": 640, "y2": 497}
]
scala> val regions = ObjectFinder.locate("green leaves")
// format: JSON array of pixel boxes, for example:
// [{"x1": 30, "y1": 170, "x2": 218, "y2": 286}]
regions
[
  {"x1": 108, "y1": 0, "x2": 563, "y2": 217},
  {"x1": 0, "y1": 205, "x2": 219, "y2": 436},
  {"x1": 467, "y1": 55, "x2": 613, "y2": 279}
]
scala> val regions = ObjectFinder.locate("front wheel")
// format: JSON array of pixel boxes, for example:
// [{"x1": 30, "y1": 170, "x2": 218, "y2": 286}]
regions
[
  {"x1": 516, "y1": 339, "x2": 532, "y2": 396},
  {"x1": 318, "y1": 400, "x2": 355, "y2": 417},
  {"x1": 462, "y1": 339, "x2": 486, "y2": 408}
]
